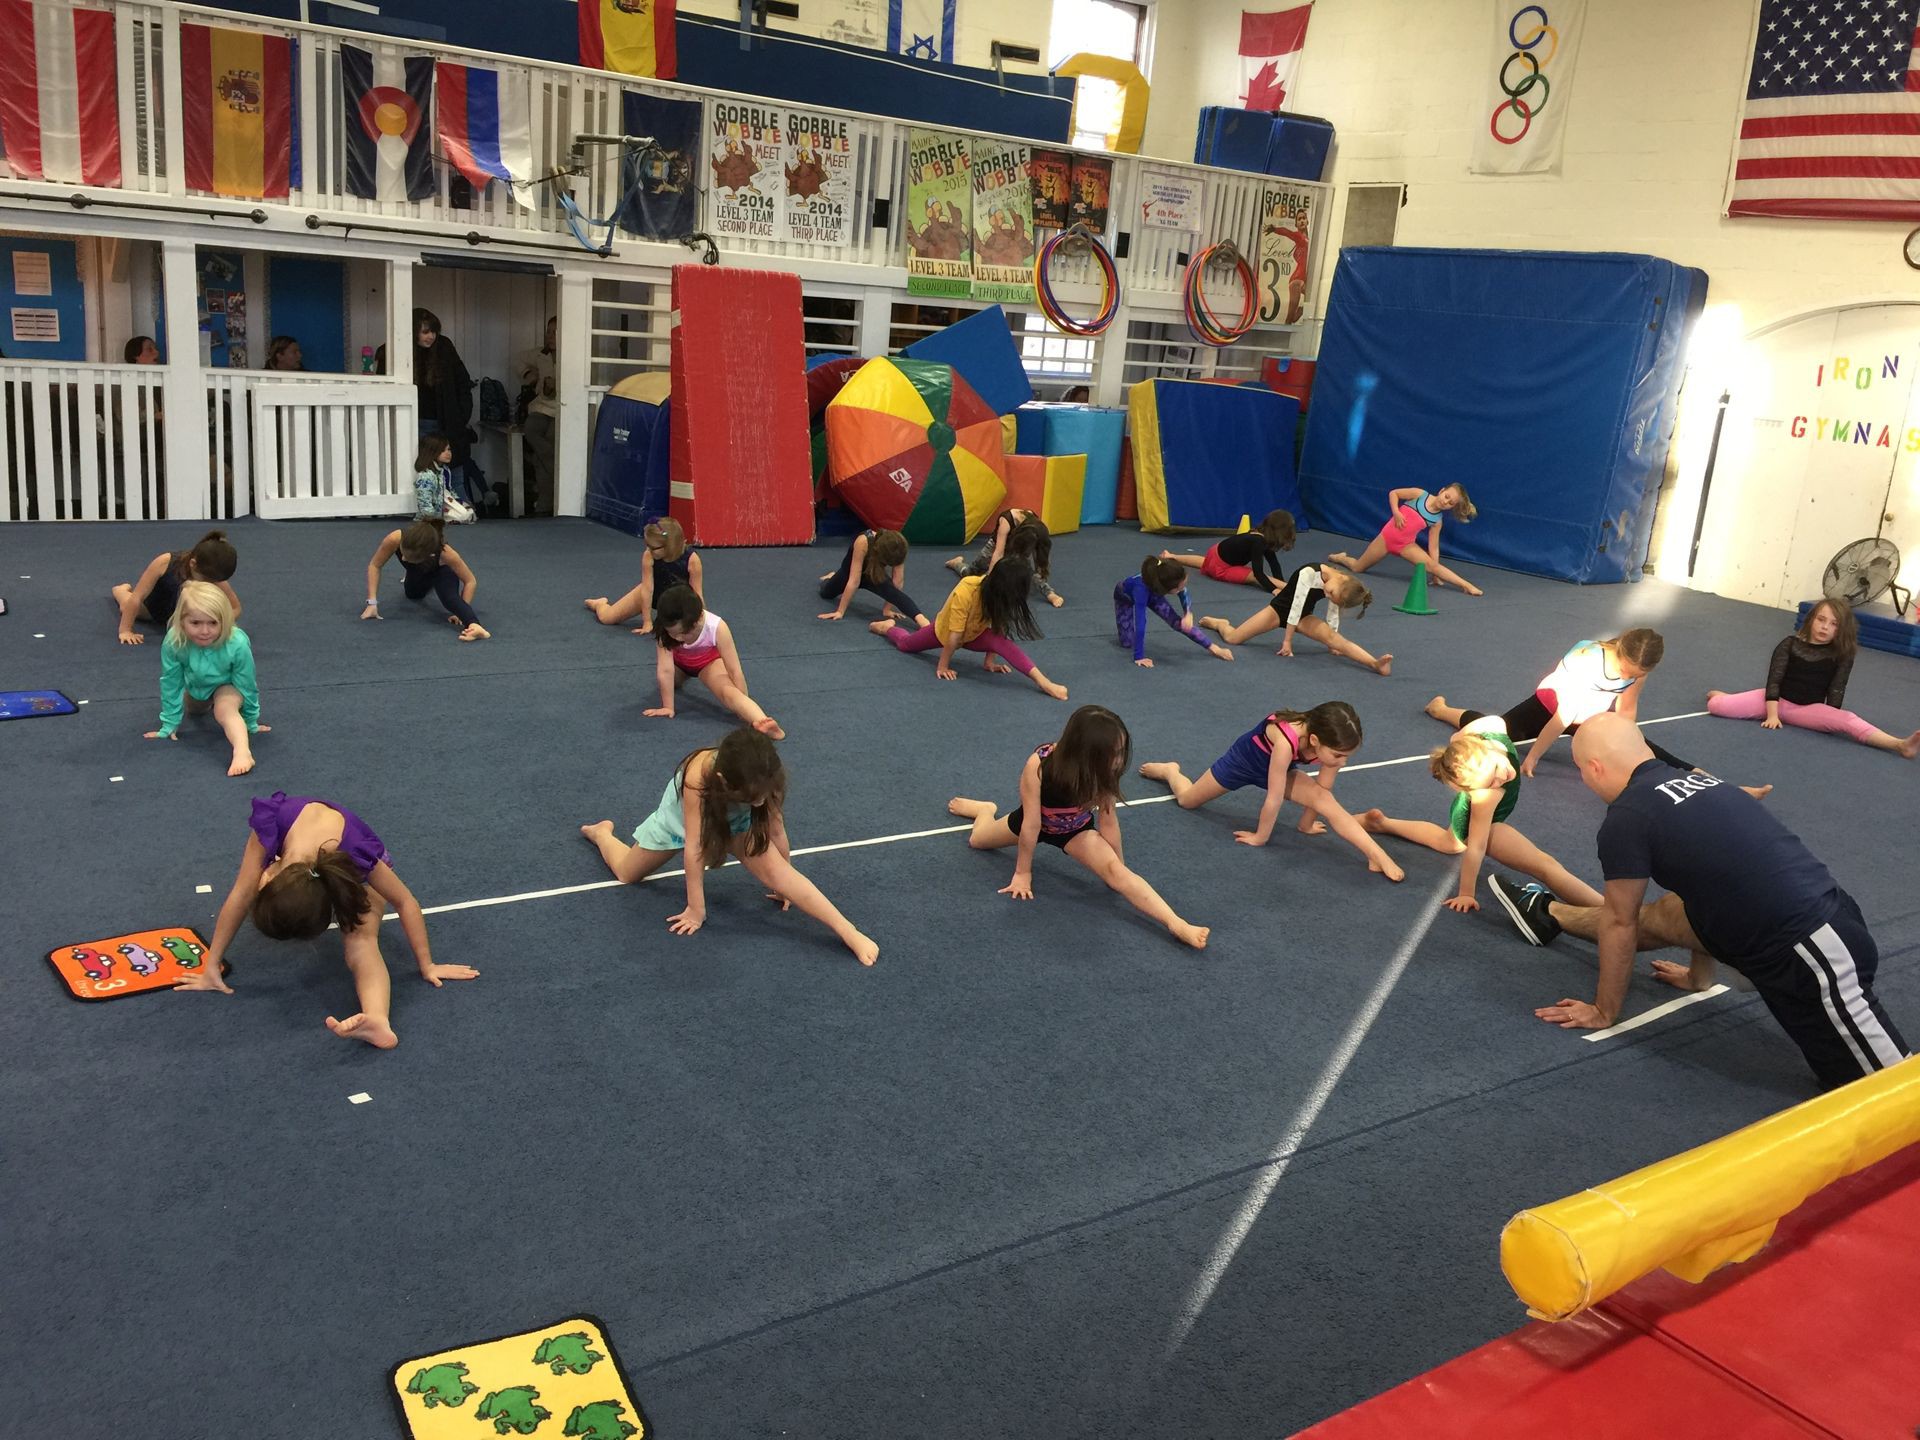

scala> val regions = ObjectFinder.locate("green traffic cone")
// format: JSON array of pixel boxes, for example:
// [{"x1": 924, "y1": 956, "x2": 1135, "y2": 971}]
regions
[{"x1": 1395, "y1": 562, "x2": 1438, "y2": 616}]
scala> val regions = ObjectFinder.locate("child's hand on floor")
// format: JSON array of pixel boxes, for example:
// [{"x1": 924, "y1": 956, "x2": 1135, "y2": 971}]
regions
[
  {"x1": 645, "y1": 707, "x2": 674, "y2": 718},
  {"x1": 420, "y1": 962, "x2": 480, "y2": 986},
  {"x1": 174, "y1": 969, "x2": 234, "y2": 994}
]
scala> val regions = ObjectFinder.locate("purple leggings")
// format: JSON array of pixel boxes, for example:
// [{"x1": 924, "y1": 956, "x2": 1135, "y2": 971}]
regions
[
  {"x1": 886, "y1": 624, "x2": 1036, "y2": 676},
  {"x1": 1708, "y1": 689, "x2": 1880, "y2": 744}
]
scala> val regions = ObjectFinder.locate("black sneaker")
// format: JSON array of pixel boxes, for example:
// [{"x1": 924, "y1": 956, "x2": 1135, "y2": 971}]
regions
[{"x1": 1488, "y1": 875, "x2": 1561, "y2": 946}]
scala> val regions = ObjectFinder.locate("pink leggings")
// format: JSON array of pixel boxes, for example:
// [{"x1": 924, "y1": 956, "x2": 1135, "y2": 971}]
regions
[
  {"x1": 1707, "y1": 689, "x2": 1880, "y2": 744},
  {"x1": 886, "y1": 624, "x2": 1036, "y2": 675}
]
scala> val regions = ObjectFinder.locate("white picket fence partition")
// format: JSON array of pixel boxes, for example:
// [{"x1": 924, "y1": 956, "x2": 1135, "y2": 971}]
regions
[
  {"x1": 248, "y1": 379, "x2": 417, "y2": 518},
  {"x1": 0, "y1": 363, "x2": 169, "y2": 521}
]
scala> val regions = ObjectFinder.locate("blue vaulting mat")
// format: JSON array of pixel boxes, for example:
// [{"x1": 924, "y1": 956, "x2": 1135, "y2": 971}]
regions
[{"x1": 1300, "y1": 248, "x2": 1706, "y2": 584}]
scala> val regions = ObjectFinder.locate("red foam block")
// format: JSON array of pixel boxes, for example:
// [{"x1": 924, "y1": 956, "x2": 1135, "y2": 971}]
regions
[{"x1": 668, "y1": 265, "x2": 814, "y2": 546}]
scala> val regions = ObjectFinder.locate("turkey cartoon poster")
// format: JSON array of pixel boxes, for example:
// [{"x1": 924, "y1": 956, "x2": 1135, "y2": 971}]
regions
[
  {"x1": 783, "y1": 108, "x2": 854, "y2": 248},
  {"x1": 969, "y1": 140, "x2": 1035, "y2": 304},
  {"x1": 905, "y1": 128, "x2": 972, "y2": 298},
  {"x1": 710, "y1": 100, "x2": 787, "y2": 243}
]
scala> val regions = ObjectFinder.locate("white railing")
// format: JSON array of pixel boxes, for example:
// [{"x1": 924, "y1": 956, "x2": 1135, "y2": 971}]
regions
[
  {"x1": 244, "y1": 377, "x2": 417, "y2": 518},
  {"x1": 1, "y1": 362, "x2": 169, "y2": 521}
]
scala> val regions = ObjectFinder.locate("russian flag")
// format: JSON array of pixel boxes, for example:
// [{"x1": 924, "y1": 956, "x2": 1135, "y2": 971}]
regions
[
  {"x1": 0, "y1": 0, "x2": 121, "y2": 187},
  {"x1": 435, "y1": 61, "x2": 536, "y2": 209}
]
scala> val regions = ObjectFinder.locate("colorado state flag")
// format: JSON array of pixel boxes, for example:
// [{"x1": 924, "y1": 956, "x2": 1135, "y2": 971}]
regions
[
  {"x1": 181, "y1": 23, "x2": 293, "y2": 198},
  {"x1": 578, "y1": 0, "x2": 677, "y2": 80}
]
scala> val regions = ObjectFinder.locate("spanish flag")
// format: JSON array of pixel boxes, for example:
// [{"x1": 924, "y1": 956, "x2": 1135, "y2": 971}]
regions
[
  {"x1": 578, "y1": 0, "x2": 677, "y2": 80},
  {"x1": 181, "y1": 23, "x2": 293, "y2": 199}
]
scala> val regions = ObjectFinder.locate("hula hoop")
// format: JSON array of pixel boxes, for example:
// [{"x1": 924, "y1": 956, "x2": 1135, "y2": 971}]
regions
[
  {"x1": 1033, "y1": 226, "x2": 1121, "y2": 337},
  {"x1": 1183, "y1": 243, "x2": 1258, "y2": 347}
]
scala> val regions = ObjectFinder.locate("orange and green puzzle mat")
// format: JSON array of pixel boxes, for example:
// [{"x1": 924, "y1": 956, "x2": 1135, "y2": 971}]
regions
[
  {"x1": 392, "y1": 1316, "x2": 647, "y2": 1438},
  {"x1": 46, "y1": 927, "x2": 222, "y2": 1000}
]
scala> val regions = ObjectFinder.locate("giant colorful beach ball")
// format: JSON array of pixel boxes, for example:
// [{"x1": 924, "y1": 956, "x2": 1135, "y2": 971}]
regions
[{"x1": 824, "y1": 357, "x2": 1007, "y2": 544}]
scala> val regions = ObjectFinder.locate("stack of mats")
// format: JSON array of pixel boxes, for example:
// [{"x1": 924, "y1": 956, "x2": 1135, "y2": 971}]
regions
[
  {"x1": 1128, "y1": 379, "x2": 1304, "y2": 534},
  {"x1": 1013, "y1": 403, "x2": 1125, "y2": 525},
  {"x1": 1300, "y1": 247, "x2": 1706, "y2": 584},
  {"x1": 668, "y1": 264, "x2": 814, "y2": 545},
  {"x1": 1293, "y1": 1140, "x2": 1920, "y2": 1438},
  {"x1": 1002, "y1": 454, "x2": 1085, "y2": 535}
]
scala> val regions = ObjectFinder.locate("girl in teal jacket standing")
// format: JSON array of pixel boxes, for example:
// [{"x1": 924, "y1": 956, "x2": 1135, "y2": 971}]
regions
[{"x1": 145, "y1": 580, "x2": 267, "y2": 775}]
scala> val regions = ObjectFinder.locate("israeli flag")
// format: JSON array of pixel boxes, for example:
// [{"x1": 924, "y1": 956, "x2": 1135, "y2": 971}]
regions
[{"x1": 888, "y1": 0, "x2": 958, "y2": 64}]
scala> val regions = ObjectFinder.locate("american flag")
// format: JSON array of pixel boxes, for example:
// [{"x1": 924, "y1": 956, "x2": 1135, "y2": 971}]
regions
[{"x1": 1727, "y1": 0, "x2": 1920, "y2": 219}]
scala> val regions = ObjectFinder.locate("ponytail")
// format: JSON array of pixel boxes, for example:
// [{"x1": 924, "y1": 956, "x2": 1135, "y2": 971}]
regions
[{"x1": 252, "y1": 850, "x2": 374, "y2": 940}]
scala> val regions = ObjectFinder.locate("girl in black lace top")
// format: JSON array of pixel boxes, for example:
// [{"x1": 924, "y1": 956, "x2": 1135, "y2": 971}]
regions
[{"x1": 1707, "y1": 599, "x2": 1919, "y2": 758}]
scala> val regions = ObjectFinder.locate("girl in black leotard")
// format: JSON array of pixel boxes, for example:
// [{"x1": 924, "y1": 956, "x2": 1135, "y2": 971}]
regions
[
  {"x1": 1198, "y1": 562, "x2": 1390, "y2": 676},
  {"x1": 1159, "y1": 509, "x2": 1296, "y2": 593},
  {"x1": 112, "y1": 530, "x2": 241, "y2": 645},
  {"x1": 816, "y1": 528, "x2": 928, "y2": 626}
]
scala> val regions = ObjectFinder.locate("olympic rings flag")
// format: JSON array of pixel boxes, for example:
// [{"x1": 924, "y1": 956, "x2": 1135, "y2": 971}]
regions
[{"x1": 1469, "y1": 1, "x2": 1587, "y2": 175}]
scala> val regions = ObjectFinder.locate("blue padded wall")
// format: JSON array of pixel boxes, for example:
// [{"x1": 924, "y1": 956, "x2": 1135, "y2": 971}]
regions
[{"x1": 1300, "y1": 248, "x2": 1706, "y2": 584}]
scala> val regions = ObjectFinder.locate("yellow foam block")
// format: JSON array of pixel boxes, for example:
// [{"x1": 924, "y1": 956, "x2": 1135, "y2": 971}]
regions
[
  {"x1": 1000, "y1": 412, "x2": 1019, "y2": 454},
  {"x1": 393, "y1": 1315, "x2": 645, "y2": 1438},
  {"x1": 1039, "y1": 453, "x2": 1084, "y2": 536},
  {"x1": 1500, "y1": 1054, "x2": 1920, "y2": 1322}
]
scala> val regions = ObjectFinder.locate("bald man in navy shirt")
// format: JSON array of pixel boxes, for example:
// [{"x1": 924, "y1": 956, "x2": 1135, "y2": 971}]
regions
[{"x1": 1490, "y1": 713, "x2": 1908, "y2": 1089}]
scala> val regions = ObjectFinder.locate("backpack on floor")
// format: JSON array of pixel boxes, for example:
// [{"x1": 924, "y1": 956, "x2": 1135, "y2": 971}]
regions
[{"x1": 478, "y1": 376, "x2": 512, "y2": 424}]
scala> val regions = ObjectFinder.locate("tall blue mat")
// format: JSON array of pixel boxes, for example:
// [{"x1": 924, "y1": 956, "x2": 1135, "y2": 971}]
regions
[{"x1": 1300, "y1": 248, "x2": 1706, "y2": 584}]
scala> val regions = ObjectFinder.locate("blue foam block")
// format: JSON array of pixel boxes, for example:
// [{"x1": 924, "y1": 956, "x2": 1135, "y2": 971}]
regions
[
  {"x1": 1013, "y1": 404, "x2": 1125, "y2": 525},
  {"x1": 902, "y1": 305, "x2": 1034, "y2": 417}
]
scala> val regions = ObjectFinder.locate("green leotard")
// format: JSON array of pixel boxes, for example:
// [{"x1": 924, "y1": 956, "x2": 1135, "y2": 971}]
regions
[{"x1": 1448, "y1": 731, "x2": 1522, "y2": 842}]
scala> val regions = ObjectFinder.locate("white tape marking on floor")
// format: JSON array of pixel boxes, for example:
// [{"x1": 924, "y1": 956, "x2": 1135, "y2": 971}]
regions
[
  {"x1": 196, "y1": 884, "x2": 213, "y2": 894},
  {"x1": 109, "y1": 775, "x2": 123, "y2": 783},
  {"x1": 1582, "y1": 984, "x2": 1730, "y2": 1041},
  {"x1": 1162, "y1": 876, "x2": 1454, "y2": 1362},
  {"x1": 77, "y1": 699, "x2": 89, "y2": 705},
  {"x1": 390, "y1": 708, "x2": 1714, "y2": 923},
  {"x1": 348, "y1": 1092, "x2": 371, "y2": 1105}
]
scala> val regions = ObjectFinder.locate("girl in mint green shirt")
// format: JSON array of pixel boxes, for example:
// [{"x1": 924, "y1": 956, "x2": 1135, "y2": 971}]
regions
[{"x1": 145, "y1": 580, "x2": 267, "y2": 775}]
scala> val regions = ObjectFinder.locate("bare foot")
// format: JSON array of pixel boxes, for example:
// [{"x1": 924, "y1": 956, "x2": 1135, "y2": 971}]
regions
[
  {"x1": 1199, "y1": 616, "x2": 1228, "y2": 634},
  {"x1": 584, "y1": 596, "x2": 607, "y2": 612},
  {"x1": 1901, "y1": 730, "x2": 1920, "y2": 760},
  {"x1": 1706, "y1": 689, "x2": 1726, "y2": 703},
  {"x1": 1328, "y1": 551, "x2": 1358, "y2": 568},
  {"x1": 1038, "y1": 678, "x2": 1070, "y2": 701},
  {"x1": 754, "y1": 716, "x2": 787, "y2": 741},
  {"x1": 1211, "y1": 644, "x2": 1235, "y2": 662},
  {"x1": 1424, "y1": 695, "x2": 1451, "y2": 720},
  {"x1": 945, "y1": 556, "x2": 965, "y2": 573},
  {"x1": 849, "y1": 931, "x2": 880, "y2": 966},
  {"x1": 1158, "y1": 548, "x2": 1177, "y2": 559},
  {"x1": 867, "y1": 619, "x2": 894, "y2": 636},
  {"x1": 1139, "y1": 761, "x2": 1177, "y2": 782},
  {"x1": 1357, "y1": 807, "x2": 1389, "y2": 833},
  {"x1": 326, "y1": 1013, "x2": 399, "y2": 1048},
  {"x1": 948, "y1": 797, "x2": 996, "y2": 819},
  {"x1": 1374, "y1": 653, "x2": 1394, "y2": 677},
  {"x1": 228, "y1": 750, "x2": 256, "y2": 778},
  {"x1": 458, "y1": 623, "x2": 490, "y2": 641},
  {"x1": 1742, "y1": 784, "x2": 1773, "y2": 801},
  {"x1": 983, "y1": 656, "x2": 1012, "y2": 674},
  {"x1": 1462, "y1": 583, "x2": 1484, "y2": 597},
  {"x1": 1651, "y1": 958, "x2": 1704, "y2": 992},
  {"x1": 1369, "y1": 853, "x2": 1406, "y2": 882},
  {"x1": 581, "y1": 820, "x2": 616, "y2": 843},
  {"x1": 1171, "y1": 920, "x2": 1210, "y2": 950}
]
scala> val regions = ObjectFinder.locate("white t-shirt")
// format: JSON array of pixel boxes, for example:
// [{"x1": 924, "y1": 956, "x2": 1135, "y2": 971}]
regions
[{"x1": 521, "y1": 347, "x2": 557, "y2": 418}]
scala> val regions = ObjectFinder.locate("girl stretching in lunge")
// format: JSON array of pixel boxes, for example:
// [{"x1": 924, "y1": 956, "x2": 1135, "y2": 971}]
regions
[
  {"x1": 114, "y1": 529, "x2": 242, "y2": 643},
  {"x1": 176, "y1": 791, "x2": 478, "y2": 1047},
  {"x1": 817, "y1": 527, "x2": 927, "y2": 626},
  {"x1": 1328, "y1": 483, "x2": 1482, "y2": 595},
  {"x1": 1113, "y1": 556, "x2": 1233, "y2": 666},
  {"x1": 1357, "y1": 717, "x2": 1605, "y2": 915},
  {"x1": 948, "y1": 705, "x2": 1210, "y2": 949},
  {"x1": 871, "y1": 558, "x2": 1069, "y2": 700},
  {"x1": 584, "y1": 518, "x2": 703, "y2": 634},
  {"x1": 1139, "y1": 701, "x2": 1405, "y2": 881},
  {"x1": 1707, "y1": 598, "x2": 1920, "y2": 758},
  {"x1": 650, "y1": 584, "x2": 784, "y2": 738},
  {"x1": 145, "y1": 581, "x2": 267, "y2": 776},
  {"x1": 1159, "y1": 508, "x2": 1297, "y2": 593},
  {"x1": 1199, "y1": 562, "x2": 1389, "y2": 675},
  {"x1": 363, "y1": 519, "x2": 490, "y2": 640},
  {"x1": 581, "y1": 727, "x2": 878, "y2": 964},
  {"x1": 947, "y1": 508, "x2": 1066, "y2": 606}
]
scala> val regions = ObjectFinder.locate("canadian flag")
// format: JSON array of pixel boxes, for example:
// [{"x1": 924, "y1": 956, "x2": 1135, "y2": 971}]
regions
[
  {"x1": 1238, "y1": 5, "x2": 1312, "y2": 113},
  {"x1": 0, "y1": 0, "x2": 121, "y2": 186}
]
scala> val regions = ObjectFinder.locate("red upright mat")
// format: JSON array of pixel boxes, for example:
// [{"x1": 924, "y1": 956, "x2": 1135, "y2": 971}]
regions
[{"x1": 668, "y1": 264, "x2": 814, "y2": 546}]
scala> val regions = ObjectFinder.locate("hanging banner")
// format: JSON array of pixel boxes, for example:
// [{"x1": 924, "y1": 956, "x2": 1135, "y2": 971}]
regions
[
  {"x1": 970, "y1": 140, "x2": 1035, "y2": 304},
  {"x1": 1470, "y1": 0, "x2": 1586, "y2": 175},
  {"x1": 783, "y1": 108, "x2": 855, "y2": 248},
  {"x1": 905, "y1": 128, "x2": 972, "y2": 298},
  {"x1": 1030, "y1": 148, "x2": 1072, "y2": 231},
  {"x1": 1253, "y1": 182, "x2": 1314, "y2": 325},
  {"x1": 1138, "y1": 168, "x2": 1206, "y2": 233},
  {"x1": 618, "y1": 91, "x2": 701, "y2": 239},
  {"x1": 1069, "y1": 154, "x2": 1112, "y2": 234},
  {"x1": 709, "y1": 99, "x2": 787, "y2": 242}
]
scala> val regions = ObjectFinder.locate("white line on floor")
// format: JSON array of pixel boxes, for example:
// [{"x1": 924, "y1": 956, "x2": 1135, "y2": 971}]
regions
[
  {"x1": 1582, "y1": 984, "x2": 1731, "y2": 1041},
  {"x1": 394, "y1": 706, "x2": 1715, "y2": 923}
]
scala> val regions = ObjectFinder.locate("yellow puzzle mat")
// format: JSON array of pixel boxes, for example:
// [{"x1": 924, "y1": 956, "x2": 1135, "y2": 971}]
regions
[{"x1": 391, "y1": 1316, "x2": 646, "y2": 1439}]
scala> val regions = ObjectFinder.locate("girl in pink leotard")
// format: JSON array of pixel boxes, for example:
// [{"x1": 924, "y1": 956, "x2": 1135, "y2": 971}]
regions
[
  {"x1": 872, "y1": 557, "x2": 1069, "y2": 701},
  {"x1": 1708, "y1": 599, "x2": 1920, "y2": 758},
  {"x1": 1329, "y1": 482, "x2": 1483, "y2": 595}
]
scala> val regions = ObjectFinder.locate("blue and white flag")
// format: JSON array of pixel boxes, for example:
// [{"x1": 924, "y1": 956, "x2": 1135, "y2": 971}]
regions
[{"x1": 889, "y1": 0, "x2": 957, "y2": 64}]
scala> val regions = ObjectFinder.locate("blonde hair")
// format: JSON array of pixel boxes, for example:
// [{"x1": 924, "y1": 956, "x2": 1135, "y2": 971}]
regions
[
  {"x1": 644, "y1": 518, "x2": 688, "y2": 563},
  {"x1": 1327, "y1": 569, "x2": 1373, "y2": 619},
  {"x1": 167, "y1": 579, "x2": 234, "y2": 649},
  {"x1": 1439, "y1": 484, "x2": 1477, "y2": 522},
  {"x1": 1431, "y1": 730, "x2": 1506, "y2": 790}
]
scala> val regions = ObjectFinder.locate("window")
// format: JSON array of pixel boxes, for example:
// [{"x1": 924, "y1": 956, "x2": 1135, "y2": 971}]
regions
[
  {"x1": 1017, "y1": 310, "x2": 1095, "y2": 381},
  {"x1": 1048, "y1": 0, "x2": 1149, "y2": 151}
]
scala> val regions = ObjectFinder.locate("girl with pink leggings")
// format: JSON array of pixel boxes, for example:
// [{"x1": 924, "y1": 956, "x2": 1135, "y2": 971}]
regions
[
  {"x1": 871, "y1": 557, "x2": 1069, "y2": 701},
  {"x1": 1708, "y1": 598, "x2": 1920, "y2": 758}
]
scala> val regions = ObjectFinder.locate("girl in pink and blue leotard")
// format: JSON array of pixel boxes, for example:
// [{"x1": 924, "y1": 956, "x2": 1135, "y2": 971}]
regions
[{"x1": 1328, "y1": 482, "x2": 1483, "y2": 595}]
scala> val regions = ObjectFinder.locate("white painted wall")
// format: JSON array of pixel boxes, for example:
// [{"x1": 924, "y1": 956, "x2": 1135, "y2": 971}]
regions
[
  {"x1": 1140, "y1": 0, "x2": 1920, "y2": 604},
  {"x1": 678, "y1": 0, "x2": 1056, "y2": 74}
]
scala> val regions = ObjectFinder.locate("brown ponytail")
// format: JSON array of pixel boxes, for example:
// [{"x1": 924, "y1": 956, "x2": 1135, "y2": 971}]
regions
[
  {"x1": 683, "y1": 730, "x2": 785, "y2": 870},
  {"x1": 251, "y1": 850, "x2": 375, "y2": 939},
  {"x1": 175, "y1": 529, "x2": 238, "y2": 582}
]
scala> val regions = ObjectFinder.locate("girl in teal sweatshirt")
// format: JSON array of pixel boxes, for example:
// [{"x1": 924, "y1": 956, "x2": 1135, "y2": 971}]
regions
[{"x1": 145, "y1": 580, "x2": 267, "y2": 775}]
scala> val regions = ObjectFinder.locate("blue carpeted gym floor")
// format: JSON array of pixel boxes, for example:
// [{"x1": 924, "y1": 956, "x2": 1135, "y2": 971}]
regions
[{"x1": 3, "y1": 515, "x2": 1916, "y2": 1438}]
